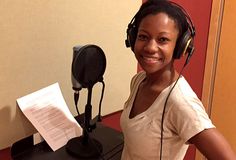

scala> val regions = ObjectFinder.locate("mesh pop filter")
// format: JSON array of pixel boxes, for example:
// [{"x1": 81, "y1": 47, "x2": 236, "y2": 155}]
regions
[{"x1": 72, "y1": 45, "x2": 106, "y2": 89}]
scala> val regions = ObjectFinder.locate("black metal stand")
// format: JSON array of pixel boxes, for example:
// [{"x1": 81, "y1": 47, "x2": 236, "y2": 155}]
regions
[{"x1": 66, "y1": 86, "x2": 103, "y2": 158}]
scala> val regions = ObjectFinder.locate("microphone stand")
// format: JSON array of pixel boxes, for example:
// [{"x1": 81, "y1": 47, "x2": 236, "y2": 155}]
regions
[{"x1": 66, "y1": 85, "x2": 103, "y2": 158}]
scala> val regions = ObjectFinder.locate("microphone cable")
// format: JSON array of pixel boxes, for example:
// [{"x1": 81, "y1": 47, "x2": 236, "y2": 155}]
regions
[
  {"x1": 97, "y1": 79, "x2": 105, "y2": 122},
  {"x1": 73, "y1": 78, "x2": 105, "y2": 123},
  {"x1": 74, "y1": 90, "x2": 80, "y2": 116},
  {"x1": 74, "y1": 79, "x2": 106, "y2": 160}
]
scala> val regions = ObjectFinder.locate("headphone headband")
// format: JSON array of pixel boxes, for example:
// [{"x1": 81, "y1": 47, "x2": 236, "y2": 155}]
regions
[{"x1": 170, "y1": 1, "x2": 195, "y2": 37}]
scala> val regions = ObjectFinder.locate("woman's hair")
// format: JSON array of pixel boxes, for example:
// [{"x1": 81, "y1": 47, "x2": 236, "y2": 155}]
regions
[{"x1": 133, "y1": 0, "x2": 189, "y2": 42}]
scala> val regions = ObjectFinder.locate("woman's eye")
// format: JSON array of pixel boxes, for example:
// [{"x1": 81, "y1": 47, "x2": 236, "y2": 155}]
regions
[
  {"x1": 137, "y1": 34, "x2": 148, "y2": 41},
  {"x1": 159, "y1": 37, "x2": 169, "y2": 43}
]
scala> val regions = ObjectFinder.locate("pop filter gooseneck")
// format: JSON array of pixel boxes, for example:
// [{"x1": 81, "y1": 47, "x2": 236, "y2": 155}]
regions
[{"x1": 66, "y1": 44, "x2": 106, "y2": 159}]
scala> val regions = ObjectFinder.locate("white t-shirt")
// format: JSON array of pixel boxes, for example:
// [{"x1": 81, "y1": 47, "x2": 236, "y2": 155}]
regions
[{"x1": 120, "y1": 71, "x2": 215, "y2": 160}]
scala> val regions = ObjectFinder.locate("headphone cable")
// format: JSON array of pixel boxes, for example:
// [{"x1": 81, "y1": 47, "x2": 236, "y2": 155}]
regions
[{"x1": 159, "y1": 65, "x2": 185, "y2": 160}]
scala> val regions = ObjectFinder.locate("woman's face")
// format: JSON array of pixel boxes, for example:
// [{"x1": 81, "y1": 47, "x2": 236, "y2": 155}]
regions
[{"x1": 134, "y1": 12, "x2": 179, "y2": 74}]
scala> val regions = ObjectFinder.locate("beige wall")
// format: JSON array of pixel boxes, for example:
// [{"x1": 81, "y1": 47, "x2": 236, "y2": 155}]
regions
[{"x1": 0, "y1": 0, "x2": 140, "y2": 149}]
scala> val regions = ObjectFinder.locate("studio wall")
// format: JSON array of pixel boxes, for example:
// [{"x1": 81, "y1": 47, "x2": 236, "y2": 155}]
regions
[{"x1": 0, "y1": 0, "x2": 140, "y2": 149}]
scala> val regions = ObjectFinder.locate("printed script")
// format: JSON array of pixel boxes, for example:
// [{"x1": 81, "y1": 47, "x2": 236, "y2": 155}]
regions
[{"x1": 17, "y1": 83, "x2": 82, "y2": 151}]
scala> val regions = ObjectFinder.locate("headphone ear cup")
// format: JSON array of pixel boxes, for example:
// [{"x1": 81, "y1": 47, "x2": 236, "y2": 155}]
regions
[
  {"x1": 126, "y1": 25, "x2": 137, "y2": 51},
  {"x1": 174, "y1": 31, "x2": 192, "y2": 59}
]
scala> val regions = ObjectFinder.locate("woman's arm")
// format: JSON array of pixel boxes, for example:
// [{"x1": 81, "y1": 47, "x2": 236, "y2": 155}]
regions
[{"x1": 189, "y1": 128, "x2": 236, "y2": 160}]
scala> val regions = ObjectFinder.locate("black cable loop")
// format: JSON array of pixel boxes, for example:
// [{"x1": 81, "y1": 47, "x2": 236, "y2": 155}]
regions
[
  {"x1": 159, "y1": 66, "x2": 185, "y2": 160},
  {"x1": 74, "y1": 91, "x2": 80, "y2": 115},
  {"x1": 98, "y1": 80, "x2": 105, "y2": 122}
]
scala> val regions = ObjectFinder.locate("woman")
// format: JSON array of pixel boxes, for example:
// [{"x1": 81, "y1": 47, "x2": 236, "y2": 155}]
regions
[{"x1": 120, "y1": 0, "x2": 236, "y2": 159}]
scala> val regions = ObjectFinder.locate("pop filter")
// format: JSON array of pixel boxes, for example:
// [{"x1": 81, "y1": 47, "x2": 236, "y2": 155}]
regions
[{"x1": 72, "y1": 45, "x2": 106, "y2": 90}]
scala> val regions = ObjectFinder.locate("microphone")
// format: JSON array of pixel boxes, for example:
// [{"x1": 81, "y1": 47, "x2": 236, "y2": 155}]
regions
[
  {"x1": 66, "y1": 44, "x2": 106, "y2": 158},
  {"x1": 71, "y1": 46, "x2": 83, "y2": 116},
  {"x1": 71, "y1": 45, "x2": 83, "y2": 91},
  {"x1": 71, "y1": 73, "x2": 82, "y2": 91}
]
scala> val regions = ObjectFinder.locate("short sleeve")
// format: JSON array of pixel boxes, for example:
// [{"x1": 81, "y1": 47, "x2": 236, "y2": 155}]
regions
[{"x1": 167, "y1": 81, "x2": 215, "y2": 143}]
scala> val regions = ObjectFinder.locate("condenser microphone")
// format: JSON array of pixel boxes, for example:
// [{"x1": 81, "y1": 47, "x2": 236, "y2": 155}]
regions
[
  {"x1": 71, "y1": 44, "x2": 106, "y2": 116},
  {"x1": 71, "y1": 74, "x2": 82, "y2": 91},
  {"x1": 71, "y1": 45, "x2": 83, "y2": 91},
  {"x1": 67, "y1": 44, "x2": 106, "y2": 158}
]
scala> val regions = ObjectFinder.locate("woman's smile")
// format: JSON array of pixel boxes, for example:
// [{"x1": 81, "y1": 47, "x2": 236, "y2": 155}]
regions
[{"x1": 141, "y1": 55, "x2": 164, "y2": 64}]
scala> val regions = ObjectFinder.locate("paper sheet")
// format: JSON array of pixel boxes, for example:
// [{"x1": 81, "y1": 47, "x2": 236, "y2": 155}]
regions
[{"x1": 17, "y1": 83, "x2": 82, "y2": 151}]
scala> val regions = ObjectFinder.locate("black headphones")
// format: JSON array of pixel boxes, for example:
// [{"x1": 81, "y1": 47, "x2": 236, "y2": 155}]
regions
[{"x1": 125, "y1": 0, "x2": 196, "y2": 65}]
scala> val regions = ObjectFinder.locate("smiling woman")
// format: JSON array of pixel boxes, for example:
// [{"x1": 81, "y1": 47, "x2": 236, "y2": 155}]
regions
[
  {"x1": 120, "y1": 1, "x2": 236, "y2": 160},
  {"x1": 134, "y1": 0, "x2": 216, "y2": 159}
]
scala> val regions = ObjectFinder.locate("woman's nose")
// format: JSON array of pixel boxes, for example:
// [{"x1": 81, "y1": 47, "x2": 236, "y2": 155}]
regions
[{"x1": 144, "y1": 39, "x2": 159, "y2": 53}]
